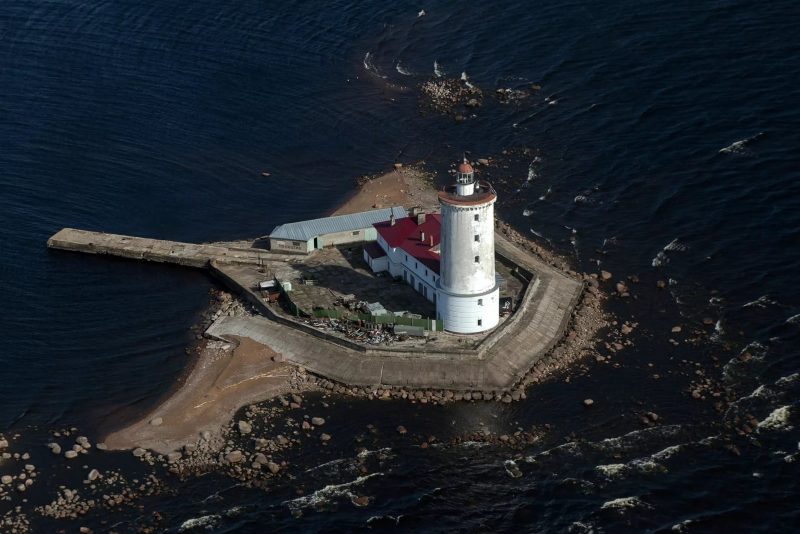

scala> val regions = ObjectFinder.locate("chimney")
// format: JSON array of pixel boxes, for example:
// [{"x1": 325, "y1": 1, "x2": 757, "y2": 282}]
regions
[
  {"x1": 410, "y1": 206, "x2": 420, "y2": 217},
  {"x1": 389, "y1": 212, "x2": 396, "y2": 226},
  {"x1": 416, "y1": 212, "x2": 426, "y2": 225}
]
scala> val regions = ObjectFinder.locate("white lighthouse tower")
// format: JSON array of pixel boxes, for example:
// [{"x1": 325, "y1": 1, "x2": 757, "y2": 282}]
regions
[{"x1": 436, "y1": 158, "x2": 500, "y2": 333}]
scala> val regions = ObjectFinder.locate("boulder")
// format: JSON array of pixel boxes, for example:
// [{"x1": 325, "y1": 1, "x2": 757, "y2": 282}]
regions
[
  {"x1": 132, "y1": 448, "x2": 146, "y2": 458},
  {"x1": 1, "y1": 475, "x2": 12, "y2": 484},
  {"x1": 396, "y1": 425, "x2": 408, "y2": 435},
  {"x1": 583, "y1": 398, "x2": 594, "y2": 407},
  {"x1": 225, "y1": 450, "x2": 243, "y2": 464},
  {"x1": 320, "y1": 433, "x2": 332, "y2": 442},
  {"x1": 48, "y1": 443, "x2": 62, "y2": 455},
  {"x1": 266, "y1": 461, "x2": 281, "y2": 474},
  {"x1": 0, "y1": 438, "x2": 8, "y2": 449},
  {"x1": 238, "y1": 420, "x2": 252, "y2": 435},
  {"x1": 149, "y1": 417, "x2": 163, "y2": 426},
  {"x1": 311, "y1": 417, "x2": 325, "y2": 426},
  {"x1": 166, "y1": 452, "x2": 182, "y2": 463},
  {"x1": 64, "y1": 450, "x2": 78, "y2": 459},
  {"x1": 253, "y1": 453, "x2": 268, "y2": 465},
  {"x1": 86, "y1": 469, "x2": 100, "y2": 482},
  {"x1": 600, "y1": 271, "x2": 612, "y2": 281}
]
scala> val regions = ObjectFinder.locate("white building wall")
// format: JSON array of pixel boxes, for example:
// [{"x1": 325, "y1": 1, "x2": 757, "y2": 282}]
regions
[
  {"x1": 436, "y1": 286, "x2": 500, "y2": 333},
  {"x1": 438, "y1": 201, "x2": 496, "y2": 295}
]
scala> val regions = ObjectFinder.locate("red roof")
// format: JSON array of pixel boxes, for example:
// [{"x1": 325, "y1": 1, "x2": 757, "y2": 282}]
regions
[{"x1": 374, "y1": 214, "x2": 442, "y2": 273}]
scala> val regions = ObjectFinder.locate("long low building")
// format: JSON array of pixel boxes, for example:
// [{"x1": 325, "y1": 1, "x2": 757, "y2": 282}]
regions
[{"x1": 268, "y1": 206, "x2": 407, "y2": 253}]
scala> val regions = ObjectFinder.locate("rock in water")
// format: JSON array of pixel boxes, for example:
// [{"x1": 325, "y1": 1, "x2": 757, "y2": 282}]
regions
[
  {"x1": 48, "y1": 443, "x2": 62, "y2": 455},
  {"x1": 600, "y1": 271, "x2": 613, "y2": 281},
  {"x1": 238, "y1": 420, "x2": 252, "y2": 435},
  {"x1": 132, "y1": 448, "x2": 146, "y2": 458},
  {"x1": 583, "y1": 398, "x2": 594, "y2": 407},
  {"x1": 396, "y1": 425, "x2": 407, "y2": 435},
  {"x1": 226, "y1": 450, "x2": 243, "y2": 464},
  {"x1": 266, "y1": 461, "x2": 281, "y2": 474},
  {"x1": 311, "y1": 417, "x2": 325, "y2": 426},
  {"x1": 320, "y1": 433, "x2": 332, "y2": 442},
  {"x1": 1, "y1": 475, "x2": 12, "y2": 484},
  {"x1": 64, "y1": 450, "x2": 78, "y2": 459},
  {"x1": 86, "y1": 469, "x2": 100, "y2": 482}
]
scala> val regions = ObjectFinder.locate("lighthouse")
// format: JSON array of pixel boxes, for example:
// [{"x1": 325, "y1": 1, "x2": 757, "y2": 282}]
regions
[{"x1": 436, "y1": 158, "x2": 500, "y2": 333}]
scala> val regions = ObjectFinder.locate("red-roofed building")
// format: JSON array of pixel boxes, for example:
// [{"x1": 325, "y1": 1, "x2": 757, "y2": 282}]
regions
[{"x1": 363, "y1": 211, "x2": 442, "y2": 303}]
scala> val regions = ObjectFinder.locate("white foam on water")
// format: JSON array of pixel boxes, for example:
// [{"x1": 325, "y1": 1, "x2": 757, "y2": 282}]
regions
[
  {"x1": 504, "y1": 459, "x2": 523, "y2": 478},
  {"x1": 284, "y1": 472, "x2": 383, "y2": 512},
  {"x1": 595, "y1": 463, "x2": 627, "y2": 478},
  {"x1": 433, "y1": 59, "x2": 444, "y2": 77},
  {"x1": 775, "y1": 373, "x2": 799, "y2": 386},
  {"x1": 527, "y1": 163, "x2": 537, "y2": 182},
  {"x1": 786, "y1": 313, "x2": 800, "y2": 324},
  {"x1": 417, "y1": 9, "x2": 426, "y2": 17},
  {"x1": 742, "y1": 295, "x2": 780, "y2": 309},
  {"x1": 600, "y1": 496, "x2": 653, "y2": 511},
  {"x1": 460, "y1": 71, "x2": 475, "y2": 89},
  {"x1": 179, "y1": 514, "x2": 221, "y2": 531},
  {"x1": 522, "y1": 208, "x2": 533, "y2": 217},
  {"x1": 757, "y1": 405, "x2": 793, "y2": 432},
  {"x1": 357, "y1": 447, "x2": 393, "y2": 459},
  {"x1": 663, "y1": 238, "x2": 689, "y2": 252},
  {"x1": 363, "y1": 52, "x2": 387, "y2": 79},
  {"x1": 652, "y1": 250, "x2": 668, "y2": 267},
  {"x1": 539, "y1": 186, "x2": 552, "y2": 200},
  {"x1": 719, "y1": 132, "x2": 764, "y2": 154},
  {"x1": 395, "y1": 61, "x2": 413, "y2": 76},
  {"x1": 459, "y1": 440, "x2": 490, "y2": 449}
]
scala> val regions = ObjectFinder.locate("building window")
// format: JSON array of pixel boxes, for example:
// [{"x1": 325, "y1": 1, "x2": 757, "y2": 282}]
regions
[
  {"x1": 415, "y1": 262, "x2": 418, "y2": 269},
  {"x1": 292, "y1": 241, "x2": 300, "y2": 247},
  {"x1": 474, "y1": 234, "x2": 480, "y2": 242},
  {"x1": 478, "y1": 319, "x2": 483, "y2": 326},
  {"x1": 474, "y1": 256, "x2": 479, "y2": 263},
  {"x1": 474, "y1": 214, "x2": 479, "y2": 221},
  {"x1": 478, "y1": 298, "x2": 483, "y2": 306},
  {"x1": 352, "y1": 231, "x2": 360, "y2": 236}
]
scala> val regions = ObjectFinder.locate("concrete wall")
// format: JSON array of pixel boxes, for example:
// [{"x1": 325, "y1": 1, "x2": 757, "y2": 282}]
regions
[
  {"x1": 270, "y1": 237, "x2": 312, "y2": 253},
  {"x1": 318, "y1": 227, "x2": 376, "y2": 248}
]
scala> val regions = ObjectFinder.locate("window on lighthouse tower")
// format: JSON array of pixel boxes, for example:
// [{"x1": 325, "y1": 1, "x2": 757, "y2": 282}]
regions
[
  {"x1": 474, "y1": 256, "x2": 479, "y2": 263},
  {"x1": 474, "y1": 234, "x2": 480, "y2": 242}
]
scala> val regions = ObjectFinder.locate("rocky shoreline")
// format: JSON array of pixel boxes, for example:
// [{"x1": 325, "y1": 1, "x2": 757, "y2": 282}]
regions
[{"x1": 0, "y1": 161, "x2": 618, "y2": 532}]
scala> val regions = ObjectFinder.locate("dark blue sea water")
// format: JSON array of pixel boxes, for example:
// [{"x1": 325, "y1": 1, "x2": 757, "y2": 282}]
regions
[{"x1": 1, "y1": 0, "x2": 799, "y2": 531}]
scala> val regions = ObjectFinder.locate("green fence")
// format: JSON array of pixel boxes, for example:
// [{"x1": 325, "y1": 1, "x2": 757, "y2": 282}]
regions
[{"x1": 312, "y1": 308, "x2": 443, "y2": 332}]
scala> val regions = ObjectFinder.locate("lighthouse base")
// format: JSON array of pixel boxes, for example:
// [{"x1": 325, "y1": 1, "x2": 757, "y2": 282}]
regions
[{"x1": 436, "y1": 282, "x2": 500, "y2": 334}]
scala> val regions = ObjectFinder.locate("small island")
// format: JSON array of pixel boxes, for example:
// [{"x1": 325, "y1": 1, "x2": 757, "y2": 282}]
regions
[{"x1": 47, "y1": 157, "x2": 607, "y2": 455}]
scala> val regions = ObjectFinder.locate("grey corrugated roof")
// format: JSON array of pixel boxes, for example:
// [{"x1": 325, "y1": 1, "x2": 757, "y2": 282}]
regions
[{"x1": 269, "y1": 206, "x2": 407, "y2": 241}]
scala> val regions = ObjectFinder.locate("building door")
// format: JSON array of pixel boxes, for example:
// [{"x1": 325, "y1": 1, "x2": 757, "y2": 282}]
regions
[{"x1": 313, "y1": 237, "x2": 319, "y2": 249}]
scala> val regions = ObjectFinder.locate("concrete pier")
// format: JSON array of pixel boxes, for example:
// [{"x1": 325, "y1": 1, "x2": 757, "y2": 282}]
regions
[{"x1": 47, "y1": 228, "x2": 276, "y2": 268}]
